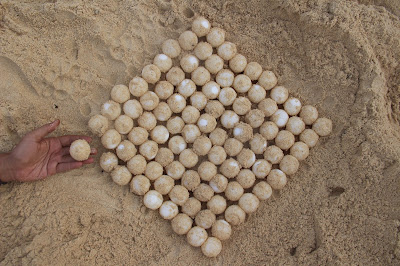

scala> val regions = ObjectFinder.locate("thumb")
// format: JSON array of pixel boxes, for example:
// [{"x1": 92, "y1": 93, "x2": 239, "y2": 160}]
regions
[{"x1": 27, "y1": 119, "x2": 60, "y2": 141}]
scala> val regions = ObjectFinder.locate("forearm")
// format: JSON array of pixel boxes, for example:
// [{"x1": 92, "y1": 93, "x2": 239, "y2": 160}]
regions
[{"x1": 0, "y1": 153, "x2": 15, "y2": 182}]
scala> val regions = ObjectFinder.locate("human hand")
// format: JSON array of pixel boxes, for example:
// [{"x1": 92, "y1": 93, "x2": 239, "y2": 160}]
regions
[{"x1": 0, "y1": 120, "x2": 97, "y2": 182}]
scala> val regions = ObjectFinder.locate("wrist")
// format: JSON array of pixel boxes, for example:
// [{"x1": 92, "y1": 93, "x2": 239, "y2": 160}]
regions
[{"x1": 0, "y1": 153, "x2": 16, "y2": 182}]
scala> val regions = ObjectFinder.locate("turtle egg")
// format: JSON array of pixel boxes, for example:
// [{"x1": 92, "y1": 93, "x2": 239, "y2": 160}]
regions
[
  {"x1": 137, "y1": 112, "x2": 157, "y2": 131},
  {"x1": 181, "y1": 170, "x2": 201, "y2": 191},
  {"x1": 181, "y1": 124, "x2": 201, "y2": 143},
  {"x1": 233, "y1": 74, "x2": 252, "y2": 93},
  {"x1": 180, "y1": 54, "x2": 199, "y2": 73},
  {"x1": 252, "y1": 159, "x2": 271, "y2": 179},
  {"x1": 179, "y1": 30, "x2": 198, "y2": 51},
  {"x1": 202, "y1": 81, "x2": 221, "y2": 99},
  {"x1": 245, "y1": 109, "x2": 265, "y2": 128},
  {"x1": 224, "y1": 205, "x2": 246, "y2": 225},
  {"x1": 166, "y1": 67, "x2": 185, "y2": 86},
  {"x1": 190, "y1": 92, "x2": 208, "y2": 110},
  {"x1": 140, "y1": 91, "x2": 159, "y2": 111},
  {"x1": 233, "y1": 122, "x2": 253, "y2": 143},
  {"x1": 193, "y1": 136, "x2": 212, "y2": 156},
  {"x1": 116, "y1": 140, "x2": 137, "y2": 162},
  {"x1": 182, "y1": 105, "x2": 200, "y2": 124},
  {"x1": 219, "y1": 158, "x2": 241, "y2": 179},
  {"x1": 284, "y1": 97, "x2": 302, "y2": 116},
  {"x1": 299, "y1": 129, "x2": 319, "y2": 148},
  {"x1": 232, "y1": 97, "x2": 251, "y2": 115},
  {"x1": 221, "y1": 110, "x2": 239, "y2": 129},
  {"x1": 69, "y1": 139, "x2": 91, "y2": 161},
  {"x1": 191, "y1": 66, "x2": 211, "y2": 86},
  {"x1": 129, "y1": 77, "x2": 148, "y2": 97},
  {"x1": 270, "y1": 86, "x2": 289, "y2": 104},
  {"x1": 154, "y1": 81, "x2": 174, "y2": 100},
  {"x1": 197, "y1": 113, "x2": 217, "y2": 133},
  {"x1": 139, "y1": 140, "x2": 158, "y2": 160},
  {"x1": 130, "y1": 175, "x2": 151, "y2": 196},
  {"x1": 101, "y1": 100, "x2": 121, "y2": 120},
  {"x1": 179, "y1": 149, "x2": 199, "y2": 168},
  {"x1": 212, "y1": 220, "x2": 232, "y2": 241},
  {"x1": 128, "y1": 127, "x2": 148, "y2": 146},
  {"x1": 248, "y1": 84, "x2": 267, "y2": 103},
  {"x1": 100, "y1": 152, "x2": 118, "y2": 172},
  {"x1": 209, "y1": 128, "x2": 228, "y2": 146},
  {"x1": 165, "y1": 161, "x2": 185, "y2": 180},
  {"x1": 238, "y1": 193, "x2": 260, "y2": 214},
  {"x1": 153, "y1": 102, "x2": 172, "y2": 122},
  {"x1": 150, "y1": 125, "x2": 170, "y2": 144},
  {"x1": 155, "y1": 148, "x2": 174, "y2": 167},
  {"x1": 267, "y1": 169, "x2": 287, "y2": 190},
  {"x1": 207, "y1": 27, "x2": 225, "y2": 47},
  {"x1": 193, "y1": 183, "x2": 215, "y2": 202},
  {"x1": 208, "y1": 146, "x2": 227, "y2": 165},
  {"x1": 312, "y1": 118, "x2": 333, "y2": 136},
  {"x1": 252, "y1": 181, "x2": 273, "y2": 200},
  {"x1": 237, "y1": 148, "x2": 256, "y2": 168},
  {"x1": 194, "y1": 42, "x2": 213, "y2": 60},
  {"x1": 300, "y1": 105, "x2": 319, "y2": 125},
  {"x1": 111, "y1": 84, "x2": 130, "y2": 104},
  {"x1": 224, "y1": 138, "x2": 243, "y2": 157},
  {"x1": 258, "y1": 98, "x2": 278, "y2": 117},
  {"x1": 270, "y1": 109, "x2": 289, "y2": 128},
  {"x1": 290, "y1": 141, "x2": 310, "y2": 161},
  {"x1": 225, "y1": 181, "x2": 244, "y2": 201},
  {"x1": 168, "y1": 135, "x2": 187, "y2": 154},
  {"x1": 207, "y1": 195, "x2": 227, "y2": 215},
  {"x1": 236, "y1": 169, "x2": 256, "y2": 189},
  {"x1": 217, "y1": 41, "x2": 237, "y2": 60},
  {"x1": 264, "y1": 145, "x2": 284, "y2": 164},
  {"x1": 144, "y1": 161, "x2": 163, "y2": 181},
  {"x1": 154, "y1": 175, "x2": 175, "y2": 195},
  {"x1": 111, "y1": 166, "x2": 132, "y2": 186},
  {"x1": 101, "y1": 129, "x2": 121, "y2": 149},
  {"x1": 162, "y1": 39, "x2": 181, "y2": 58},
  {"x1": 187, "y1": 226, "x2": 208, "y2": 247},
  {"x1": 275, "y1": 130, "x2": 295, "y2": 150},
  {"x1": 167, "y1": 93, "x2": 186, "y2": 113},
  {"x1": 244, "y1": 62, "x2": 262, "y2": 80},
  {"x1": 182, "y1": 197, "x2": 202, "y2": 217},
  {"x1": 216, "y1": 69, "x2": 234, "y2": 87},
  {"x1": 159, "y1": 201, "x2": 179, "y2": 220},
  {"x1": 205, "y1": 100, "x2": 226, "y2": 119},
  {"x1": 127, "y1": 155, "x2": 147, "y2": 175},
  {"x1": 171, "y1": 213, "x2": 193, "y2": 235},
  {"x1": 260, "y1": 121, "x2": 279, "y2": 140},
  {"x1": 88, "y1": 114, "x2": 109, "y2": 137},
  {"x1": 198, "y1": 161, "x2": 218, "y2": 181},
  {"x1": 169, "y1": 185, "x2": 190, "y2": 206},
  {"x1": 195, "y1": 209, "x2": 216, "y2": 229},
  {"x1": 166, "y1": 116, "x2": 185, "y2": 134},
  {"x1": 249, "y1": 133, "x2": 268, "y2": 154},
  {"x1": 258, "y1": 70, "x2": 278, "y2": 90},
  {"x1": 209, "y1": 174, "x2": 228, "y2": 193},
  {"x1": 192, "y1": 16, "x2": 211, "y2": 37},
  {"x1": 218, "y1": 87, "x2": 237, "y2": 106},
  {"x1": 142, "y1": 64, "x2": 161, "y2": 84},
  {"x1": 114, "y1": 115, "x2": 134, "y2": 134},
  {"x1": 286, "y1": 116, "x2": 306, "y2": 135},
  {"x1": 229, "y1": 54, "x2": 247, "y2": 73},
  {"x1": 143, "y1": 190, "x2": 163, "y2": 210},
  {"x1": 123, "y1": 99, "x2": 143, "y2": 119},
  {"x1": 153, "y1": 54, "x2": 173, "y2": 73},
  {"x1": 205, "y1": 54, "x2": 224, "y2": 74},
  {"x1": 279, "y1": 155, "x2": 300, "y2": 176}
]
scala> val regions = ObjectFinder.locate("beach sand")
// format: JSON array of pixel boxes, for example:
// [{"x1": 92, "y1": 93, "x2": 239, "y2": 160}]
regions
[{"x1": 0, "y1": 0, "x2": 400, "y2": 264}]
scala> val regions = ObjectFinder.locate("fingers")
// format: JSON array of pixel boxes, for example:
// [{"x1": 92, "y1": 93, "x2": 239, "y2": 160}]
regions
[
  {"x1": 58, "y1": 135, "x2": 92, "y2": 147},
  {"x1": 56, "y1": 161, "x2": 83, "y2": 174},
  {"x1": 26, "y1": 120, "x2": 60, "y2": 142}
]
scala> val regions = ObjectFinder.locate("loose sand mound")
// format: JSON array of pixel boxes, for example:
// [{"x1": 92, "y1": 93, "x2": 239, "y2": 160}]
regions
[{"x1": 0, "y1": 0, "x2": 399, "y2": 264}]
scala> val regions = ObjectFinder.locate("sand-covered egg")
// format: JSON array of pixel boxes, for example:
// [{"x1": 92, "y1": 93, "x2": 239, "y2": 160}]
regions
[
  {"x1": 111, "y1": 84, "x2": 130, "y2": 104},
  {"x1": 101, "y1": 100, "x2": 121, "y2": 120},
  {"x1": 100, "y1": 152, "x2": 118, "y2": 173},
  {"x1": 162, "y1": 39, "x2": 181, "y2": 58},
  {"x1": 101, "y1": 129, "x2": 121, "y2": 149},
  {"x1": 143, "y1": 190, "x2": 163, "y2": 210},
  {"x1": 206, "y1": 27, "x2": 225, "y2": 47},
  {"x1": 88, "y1": 114, "x2": 109, "y2": 137},
  {"x1": 129, "y1": 77, "x2": 148, "y2": 97},
  {"x1": 153, "y1": 54, "x2": 173, "y2": 73},
  {"x1": 69, "y1": 139, "x2": 91, "y2": 161},
  {"x1": 180, "y1": 54, "x2": 199, "y2": 73},
  {"x1": 192, "y1": 16, "x2": 211, "y2": 37}
]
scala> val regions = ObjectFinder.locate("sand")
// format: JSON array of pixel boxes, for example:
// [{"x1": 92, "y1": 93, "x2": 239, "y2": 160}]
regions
[{"x1": 0, "y1": 0, "x2": 400, "y2": 264}]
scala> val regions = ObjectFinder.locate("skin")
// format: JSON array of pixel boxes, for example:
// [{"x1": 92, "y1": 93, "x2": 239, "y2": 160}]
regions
[{"x1": 0, "y1": 120, "x2": 96, "y2": 182}]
